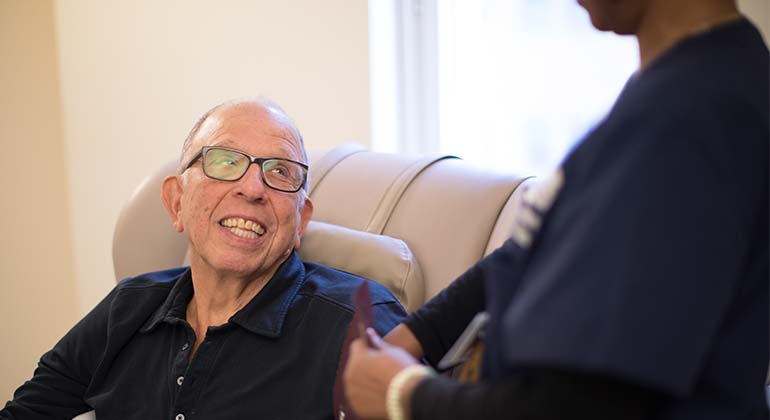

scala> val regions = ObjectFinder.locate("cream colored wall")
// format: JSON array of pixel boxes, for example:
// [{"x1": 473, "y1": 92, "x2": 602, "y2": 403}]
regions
[
  {"x1": 52, "y1": 0, "x2": 372, "y2": 313},
  {"x1": 0, "y1": 0, "x2": 79, "y2": 402}
]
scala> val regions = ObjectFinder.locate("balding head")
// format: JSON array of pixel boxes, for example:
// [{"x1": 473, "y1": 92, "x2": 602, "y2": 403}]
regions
[{"x1": 179, "y1": 97, "x2": 310, "y2": 191}]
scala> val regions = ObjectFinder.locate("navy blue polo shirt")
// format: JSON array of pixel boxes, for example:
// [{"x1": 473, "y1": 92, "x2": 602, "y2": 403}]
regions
[{"x1": 1, "y1": 252, "x2": 405, "y2": 420}]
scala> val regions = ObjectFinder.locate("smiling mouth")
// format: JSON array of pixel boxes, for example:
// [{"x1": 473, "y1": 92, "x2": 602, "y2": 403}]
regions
[{"x1": 220, "y1": 217, "x2": 266, "y2": 239}]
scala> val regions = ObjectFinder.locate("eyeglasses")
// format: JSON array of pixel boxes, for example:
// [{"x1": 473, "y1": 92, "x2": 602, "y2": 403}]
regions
[{"x1": 183, "y1": 146, "x2": 309, "y2": 193}]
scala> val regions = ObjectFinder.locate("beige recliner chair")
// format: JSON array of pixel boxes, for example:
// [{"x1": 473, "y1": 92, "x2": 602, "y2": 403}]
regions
[
  {"x1": 72, "y1": 144, "x2": 530, "y2": 419},
  {"x1": 112, "y1": 144, "x2": 530, "y2": 309}
]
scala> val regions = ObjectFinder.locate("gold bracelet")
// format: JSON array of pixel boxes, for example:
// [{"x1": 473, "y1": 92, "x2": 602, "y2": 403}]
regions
[{"x1": 386, "y1": 365, "x2": 433, "y2": 420}]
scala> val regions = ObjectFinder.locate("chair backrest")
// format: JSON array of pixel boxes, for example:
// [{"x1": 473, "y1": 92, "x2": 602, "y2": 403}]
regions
[{"x1": 112, "y1": 145, "x2": 531, "y2": 311}]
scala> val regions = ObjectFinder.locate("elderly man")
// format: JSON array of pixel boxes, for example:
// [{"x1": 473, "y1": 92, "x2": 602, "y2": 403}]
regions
[{"x1": 1, "y1": 98, "x2": 405, "y2": 419}]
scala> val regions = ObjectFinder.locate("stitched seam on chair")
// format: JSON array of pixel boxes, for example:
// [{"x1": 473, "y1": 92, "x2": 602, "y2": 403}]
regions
[
  {"x1": 364, "y1": 156, "x2": 442, "y2": 234},
  {"x1": 308, "y1": 144, "x2": 366, "y2": 197},
  {"x1": 364, "y1": 155, "x2": 459, "y2": 234},
  {"x1": 396, "y1": 240, "x2": 411, "y2": 308},
  {"x1": 482, "y1": 176, "x2": 535, "y2": 254}
]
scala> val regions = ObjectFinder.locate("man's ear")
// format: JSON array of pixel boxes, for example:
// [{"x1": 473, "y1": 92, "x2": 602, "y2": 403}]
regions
[
  {"x1": 294, "y1": 196, "x2": 314, "y2": 250},
  {"x1": 161, "y1": 175, "x2": 185, "y2": 233}
]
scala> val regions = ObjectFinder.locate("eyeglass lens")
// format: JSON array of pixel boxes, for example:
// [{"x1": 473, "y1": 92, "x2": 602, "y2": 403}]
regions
[{"x1": 202, "y1": 148, "x2": 305, "y2": 191}]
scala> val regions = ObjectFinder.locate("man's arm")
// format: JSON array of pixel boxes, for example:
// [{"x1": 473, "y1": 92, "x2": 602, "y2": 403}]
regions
[
  {"x1": 384, "y1": 324, "x2": 424, "y2": 359},
  {"x1": 1, "y1": 355, "x2": 93, "y2": 419},
  {"x1": 410, "y1": 368, "x2": 663, "y2": 420},
  {"x1": 344, "y1": 330, "x2": 664, "y2": 420},
  {"x1": 0, "y1": 288, "x2": 116, "y2": 419}
]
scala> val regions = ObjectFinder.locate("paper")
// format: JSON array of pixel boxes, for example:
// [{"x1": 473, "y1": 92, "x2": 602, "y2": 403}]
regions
[{"x1": 438, "y1": 311, "x2": 489, "y2": 371}]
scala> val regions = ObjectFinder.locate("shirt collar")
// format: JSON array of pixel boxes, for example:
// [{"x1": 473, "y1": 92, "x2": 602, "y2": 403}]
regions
[
  {"x1": 140, "y1": 252, "x2": 306, "y2": 338},
  {"x1": 140, "y1": 268, "x2": 194, "y2": 333},
  {"x1": 229, "y1": 251, "x2": 306, "y2": 337}
]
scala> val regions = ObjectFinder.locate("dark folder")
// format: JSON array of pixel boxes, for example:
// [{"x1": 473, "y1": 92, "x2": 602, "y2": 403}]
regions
[{"x1": 332, "y1": 281, "x2": 374, "y2": 420}]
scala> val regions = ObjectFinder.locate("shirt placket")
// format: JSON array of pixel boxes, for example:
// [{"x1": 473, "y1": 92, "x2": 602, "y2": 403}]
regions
[{"x1": 170, "y1": 325, "x2": 227, "y2": 420}]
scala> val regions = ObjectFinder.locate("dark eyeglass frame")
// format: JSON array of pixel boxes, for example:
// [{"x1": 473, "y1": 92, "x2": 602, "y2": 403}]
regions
[{"x1": 183, "y1": 146, "x2": 309, "y2": 193}]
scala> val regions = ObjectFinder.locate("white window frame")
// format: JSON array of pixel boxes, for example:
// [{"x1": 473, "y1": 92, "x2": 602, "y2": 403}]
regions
[
  {"x1": 369, "y1": 0, "x2": 439, "y2": 154},
  {"x1": 370, "y1": 0, "x2": 638, "y2": 177}
]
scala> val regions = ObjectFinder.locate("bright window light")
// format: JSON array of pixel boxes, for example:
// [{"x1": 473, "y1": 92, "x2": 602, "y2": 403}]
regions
[{"x1": 369, "y1": 0, "x2": 639, "y2": 177}]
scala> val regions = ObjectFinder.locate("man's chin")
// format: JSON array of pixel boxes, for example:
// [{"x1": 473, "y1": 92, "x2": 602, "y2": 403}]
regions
[
  {"x1": 214, "y1": 256, "x2": 287, "y2": 282},
  {"x1": 189, "y1": 245, "x2": 294, "y2": 283},
  {"x1": 216, "y1": 262, "x2": 270, "y2": 279}
]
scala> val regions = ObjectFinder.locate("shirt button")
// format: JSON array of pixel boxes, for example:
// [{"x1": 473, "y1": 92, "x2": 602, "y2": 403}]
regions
[
  {"x1": 175, "y1": 414, "x2": 185, "y2": 420},
  {"x1": 181, "y1": 342, "x2": 190, "y2": 351},
  {"x1": 176, "y1": 376, "x2": 184, "y2": 386}
]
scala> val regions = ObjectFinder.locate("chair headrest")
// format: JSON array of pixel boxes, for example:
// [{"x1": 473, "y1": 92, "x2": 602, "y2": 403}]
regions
[{"x1": 298, "y1": 221, "x2": 424, "y2": 312}]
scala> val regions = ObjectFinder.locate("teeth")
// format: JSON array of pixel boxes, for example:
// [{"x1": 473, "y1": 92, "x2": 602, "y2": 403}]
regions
[
  {"x1": 229, "y1": 227, "x2": 259, "y2": 239},
  {"x1": 220, "y1": 217, "x2": 265, "y2": 238}
]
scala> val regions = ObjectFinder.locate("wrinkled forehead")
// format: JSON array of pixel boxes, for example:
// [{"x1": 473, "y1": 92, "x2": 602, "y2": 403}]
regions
[{"x1": 187, "y1": 102, "x2": 305, "y2": 162}]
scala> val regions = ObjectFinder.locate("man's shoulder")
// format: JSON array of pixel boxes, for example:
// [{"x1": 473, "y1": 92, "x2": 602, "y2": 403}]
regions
[
  {"x1": 300, "y1": 261, "x2": 402, "y2": 312},
  {"x1": 68, "y1": 268, "x2": 189, "y2": 346},
  {"x1": 115, "y1": 267, "x2": 188, "y2": 293}
]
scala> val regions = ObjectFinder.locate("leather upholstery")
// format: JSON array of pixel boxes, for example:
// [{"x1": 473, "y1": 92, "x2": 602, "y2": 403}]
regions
[{"x1": 112, "y1": 145, "x2": 531, "y2": 307}]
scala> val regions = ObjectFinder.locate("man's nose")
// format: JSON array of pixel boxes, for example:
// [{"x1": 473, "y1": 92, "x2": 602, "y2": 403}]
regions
[{"x1": 234, "y1": 162, "x2": 268, "y2": 200}]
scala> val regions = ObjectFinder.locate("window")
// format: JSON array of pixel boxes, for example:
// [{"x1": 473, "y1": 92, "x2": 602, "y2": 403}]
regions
[{"x1": 369, "y1": 0, "x2": 638, "y2": 176}]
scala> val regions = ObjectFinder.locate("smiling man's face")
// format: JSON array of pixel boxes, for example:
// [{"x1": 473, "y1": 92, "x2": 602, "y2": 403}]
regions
[{"x1": 163, "y1": 101, "x2": 313, "y2": 281}]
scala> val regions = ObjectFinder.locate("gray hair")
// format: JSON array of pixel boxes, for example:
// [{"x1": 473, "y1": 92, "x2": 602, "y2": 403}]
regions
[{"x1": 179, "y1": 97, "x2": 311, "y2": 193}]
